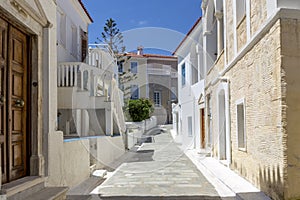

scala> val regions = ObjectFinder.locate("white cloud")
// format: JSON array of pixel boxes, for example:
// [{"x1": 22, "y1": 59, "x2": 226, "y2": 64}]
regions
[{"x1": 138, "y1": 20, "x2": 148, "y2": 25}]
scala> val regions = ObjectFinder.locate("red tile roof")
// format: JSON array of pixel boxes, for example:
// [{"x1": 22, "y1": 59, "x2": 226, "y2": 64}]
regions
[
  {"x1": 123, "y1": 53, "x2": 177, "y2": 59},
  {"x1": 172, "y1": 17, "x2": 202, "y2": 55},
  {"x1": 78, "y1": 0, "x2": 93, "y2": 23}
]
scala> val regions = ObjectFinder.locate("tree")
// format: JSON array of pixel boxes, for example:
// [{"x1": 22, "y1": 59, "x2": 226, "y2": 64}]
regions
[
  {"x1": 125, "y1": 99, "x2": 154, "y2": 122},
  {"x1": 99, "y1": 18, "x2": 125, "y2": 54},
  {"x1": 98, "y1": 18, "x2": 137, "y2": 99}
]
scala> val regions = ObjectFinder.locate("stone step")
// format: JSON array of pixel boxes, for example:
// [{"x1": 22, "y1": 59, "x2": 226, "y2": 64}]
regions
[
  {"x1": 66, "y1": 195, "x2": 93, "y2": 200},
  {"x1": 4, "y1": 176, "x2": 68, "y2": 200},
  {"x1": 67, "y1": 176, "x2": 104, "y2": 196},
  {"x1": 4, "y1": 176, "x2": 45, "y2": 200},
  {"x1": 24, "y1": 187, "x2": 68, "y2": 200}
]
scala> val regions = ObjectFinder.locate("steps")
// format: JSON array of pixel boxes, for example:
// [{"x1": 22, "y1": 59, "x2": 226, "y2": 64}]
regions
[
  {"x1": 4, "y1": 176, "x2": 68, "y2": 200},
  {"x1": 23, "y1": 187, "x2": 68, "y2": 200},
  {"x1": 66, "y1": 176, "x2": 104, "y2": 200}
]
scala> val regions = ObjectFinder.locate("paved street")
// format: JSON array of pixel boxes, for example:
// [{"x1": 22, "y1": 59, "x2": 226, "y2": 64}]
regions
[{"x1": 91, "y1": 127, "x2": 222, "y2": 199}]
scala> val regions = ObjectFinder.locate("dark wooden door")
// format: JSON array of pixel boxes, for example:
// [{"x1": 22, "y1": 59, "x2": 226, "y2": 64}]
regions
[
  {"x1": 201, "y1": 109, "x2": 205, "y2": 149},
  {"x1": 0, "y1": 17, "x2": 28, "y2": 183},
  {"x1": 0, "y1": 17, "x2": 8, "y2": 184}
]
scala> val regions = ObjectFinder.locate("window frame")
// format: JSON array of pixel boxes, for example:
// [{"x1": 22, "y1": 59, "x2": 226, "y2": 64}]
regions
[
  {"x1": 118, "y1": 62, "x2": 123, "y2": 73},
  {"x1": 236, "y1": 98, "x2": 246, "y2": 151},
  {"x1": 130, "y1": 84, "x2": 139, "y2": 100},
  {"x1": 130, "y1": 61, "x2": 138, "y2": 74},
  {"x1": 71, "y1": 24, "x2": 78, "y2": 57},
  {"x1": 57, "y1": 8, "x2": 66, "y2": 47},
  {"x1": 236, "y1": 0, "x2": 246, "y2": 26},
  {"x1": 154, "y1": 91, "x2": 161, "y2": 107},
  {"x1": 181, "y1": 62, "x2": 186, "y2": 87}
]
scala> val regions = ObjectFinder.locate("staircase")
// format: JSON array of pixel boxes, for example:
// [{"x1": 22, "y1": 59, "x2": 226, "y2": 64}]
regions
[
  {"x1": 4, "y1": 177, "x2": 68, "y2": 200},
  {"x1": 57, "y1": 45, "x2": 126, "y2": 136}
]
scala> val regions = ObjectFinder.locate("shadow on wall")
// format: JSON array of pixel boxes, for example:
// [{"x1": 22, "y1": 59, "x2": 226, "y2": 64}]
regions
[
  {"x1": 259, "y1": 165, "x2": 284, "y2": 200},
  {"x1": 232, "y1": 161, "x2": 280, "y2": 199}
]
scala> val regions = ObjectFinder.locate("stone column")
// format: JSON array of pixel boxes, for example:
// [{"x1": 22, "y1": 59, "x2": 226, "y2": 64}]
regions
[{"x1": 215, "y1": 11, "x2": 224, "y2": 56}]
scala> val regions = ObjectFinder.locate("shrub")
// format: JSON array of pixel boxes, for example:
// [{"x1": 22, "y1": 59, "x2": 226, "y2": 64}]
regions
[{"x1": 125, "y1": 99, "x2": 154, "y2": 122}]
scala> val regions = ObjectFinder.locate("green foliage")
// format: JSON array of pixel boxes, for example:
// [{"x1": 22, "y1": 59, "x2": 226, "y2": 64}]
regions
[
  {"x1": 125, "y1": 99, "x2": 154, "y2": 122},
  {"x1": 98, "y1": 18, "x2": 125, "y2": 54}
]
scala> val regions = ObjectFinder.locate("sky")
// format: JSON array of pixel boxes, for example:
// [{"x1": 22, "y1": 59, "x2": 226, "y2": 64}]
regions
[{"x1": 81, "y1": 0, "x2": 202, "y2": 55}]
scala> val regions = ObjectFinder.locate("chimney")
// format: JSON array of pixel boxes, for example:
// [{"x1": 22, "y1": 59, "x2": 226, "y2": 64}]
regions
[{"x1": 137, "y1": 46, "x2": 144, "y2": 55}]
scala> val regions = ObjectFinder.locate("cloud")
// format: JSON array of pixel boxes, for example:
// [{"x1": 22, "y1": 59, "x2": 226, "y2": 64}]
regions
[
  {"x1": 138, "y1": 20, "x2": 148, "y2": 25},
  {"x1": 129, "y1": 19, "x2": 148, "y2": 26}
]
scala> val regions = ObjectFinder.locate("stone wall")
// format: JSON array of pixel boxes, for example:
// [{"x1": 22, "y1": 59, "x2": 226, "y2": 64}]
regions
[
  {"x1": 227, "y1": 20, "x2": 283, "y2": 200},
  {"x1": 225, "y1": 0, "x2": 234, "y2": 63},
  {"x1": 250, "y1": 0, "x2": 267, "y2": 36},
  {"x1": 206, "y1": 19, "x2": 285, "y2": 200},
  {"x1": 281, "y1": 18, "x2": 300, "y2": 200}
]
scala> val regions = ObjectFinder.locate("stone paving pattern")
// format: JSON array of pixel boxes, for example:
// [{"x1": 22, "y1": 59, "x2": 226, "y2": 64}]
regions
[{"x1": 94, "y1": 129, "x2": 220, "y2": 198}]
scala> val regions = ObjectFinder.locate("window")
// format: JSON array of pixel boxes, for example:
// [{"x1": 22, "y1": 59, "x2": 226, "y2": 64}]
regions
[
  {"x1": 118, "y1": 63, "x2": 123, "y2": 73},
  {"x1": 131, "y1": 62, "x2": 138, "y2": 74},
  {"x1": 181, "y1": 63, "x2": 186, "y2": 87},
  {"x1": 58, "y1": 9, "x2": 66, "y2": 47},
  {"x1": 71, "y1": 25, "x2": 78, "y2": 57},
  {"x1": 154, "y1": 91, "x2": 161, "y2": 107},
  {"x1": 188, "y1": 116, "x2": 193, "y2": 137},
  {"x1": 171, "y1": 87, "x2": 177, "y2": 100},
  {"x1": 81, "y1": 29, "x2": 88, "y2": 62},
  {"x1": 236, "y1": 100, "x2": 246, "y2": 150},
  {"x1": 236, "y1": 0, "x2": 246, "y2": 25},
  {"x1": 130, "y1": 85, "x2": 139, "y2": 99}
]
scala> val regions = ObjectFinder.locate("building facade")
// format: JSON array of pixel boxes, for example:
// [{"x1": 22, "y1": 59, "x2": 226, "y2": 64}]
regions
[
  {"x1": 121, "y1": 48, "x2": 178, "y2": 125},
  {"x1": 174, "y1": 0, "x2": 300, "y2": 199},
  {"x1": 0, "y1": 0, "x2": 68, "y2": 198},
  {"x1": 172, "y1": 17, "x2": 206, "y2": 150}
]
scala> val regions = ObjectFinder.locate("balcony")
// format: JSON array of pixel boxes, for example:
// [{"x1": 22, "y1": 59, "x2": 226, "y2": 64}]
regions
[{"x1": 57, "y1": 46, "x2": 126, "y2": 136}]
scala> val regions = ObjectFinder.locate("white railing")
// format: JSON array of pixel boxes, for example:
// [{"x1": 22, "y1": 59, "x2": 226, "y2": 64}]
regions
[
  {"x1": 58, "y1": 45, "x2": 126, "y2": 134},
  {"x1": 58, "y1": 62, "x2": 112, "y2": 96},
  {"x1": 147, "y1": 68, "x2": 171, "y2": 76},
  {"x1": 88, "y1": 44, "x2": 117, "y2": 69},
  {"x1": 111, "y1": 79, "x2": 126, "y2": 134}
]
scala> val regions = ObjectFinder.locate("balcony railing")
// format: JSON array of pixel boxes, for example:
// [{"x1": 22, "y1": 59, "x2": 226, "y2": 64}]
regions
[{"x1": 58, "y1": 45, "x2": 126, "y2": 134}]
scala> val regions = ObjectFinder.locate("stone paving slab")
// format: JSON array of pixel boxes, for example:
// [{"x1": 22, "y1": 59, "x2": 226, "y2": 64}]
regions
[{"x1": 91, "y1": 130, "x2": 220, "y2": 198}]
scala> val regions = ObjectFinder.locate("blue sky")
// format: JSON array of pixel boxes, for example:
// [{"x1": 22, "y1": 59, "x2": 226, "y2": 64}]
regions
[{"x1": 82, "y1": 0, "x2": 202, "y2": 54}]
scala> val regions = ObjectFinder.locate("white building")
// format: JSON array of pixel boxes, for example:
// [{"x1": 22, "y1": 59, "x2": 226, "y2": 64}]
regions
[
  {"x1": 56, "y1": 0, "x2": 125, "y2": 137},
  {"x1": 172, "y1": 18, "x2": 205, "y2": 151}
]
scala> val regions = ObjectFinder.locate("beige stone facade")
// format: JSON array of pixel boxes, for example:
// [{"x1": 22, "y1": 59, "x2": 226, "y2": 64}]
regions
[
  {"x1": 201, "y1": 0, "x2": 300, "y2": 199},
  {"x1": 121, "y1": 51, "x2": 177, "y2": 124}
]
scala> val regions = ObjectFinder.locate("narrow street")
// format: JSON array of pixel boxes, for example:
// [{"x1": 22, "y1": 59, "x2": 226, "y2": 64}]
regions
[{"x1": 90, "y1": 126, "x2": 222, "y2": 199}]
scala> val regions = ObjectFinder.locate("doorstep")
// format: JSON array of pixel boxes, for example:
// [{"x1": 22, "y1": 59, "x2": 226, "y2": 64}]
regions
[
  {"x1": 185, "y1": 149, "x2": 271, "y2": 200},
  {"x1": 2, "y1": 176, "x2": 45, "y2": 197}
]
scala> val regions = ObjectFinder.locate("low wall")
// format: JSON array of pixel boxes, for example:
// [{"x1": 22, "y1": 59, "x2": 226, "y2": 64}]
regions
[
  {"x1": 63, "y1": 139, "x2": 90, "y2": 188},
  {"x1": 90, "y1": 136, "x2": 125, "y2": 169},
  {"x1": 47, "y1": 132, "x2": 90, "y2": 188}
]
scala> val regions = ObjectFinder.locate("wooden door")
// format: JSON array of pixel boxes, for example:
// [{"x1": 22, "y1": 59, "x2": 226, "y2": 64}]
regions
[
  {"x1": 201, "y1": 109, "x2": 205, "y2": 149},
  {"x1": 0, "y1": 17, "x2": 28, "y2": 183},
  {"x1": 8, "y1": 26, "x2": 28, "y2": 182},
  {"x1": 0, "y1": 18, "x2": 8, "y2": 184}
]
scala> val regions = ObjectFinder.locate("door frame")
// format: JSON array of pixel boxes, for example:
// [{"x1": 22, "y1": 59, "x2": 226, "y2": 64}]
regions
[
  {"x1": 0, "y1": 12, "x2": 42, "y2": 184},
  {"x1": 0, "y1": 19, "x2": 32, "y2": 184},
  {"x1": 217, "y1": 82, "x2": 231, "y2": 166}
]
